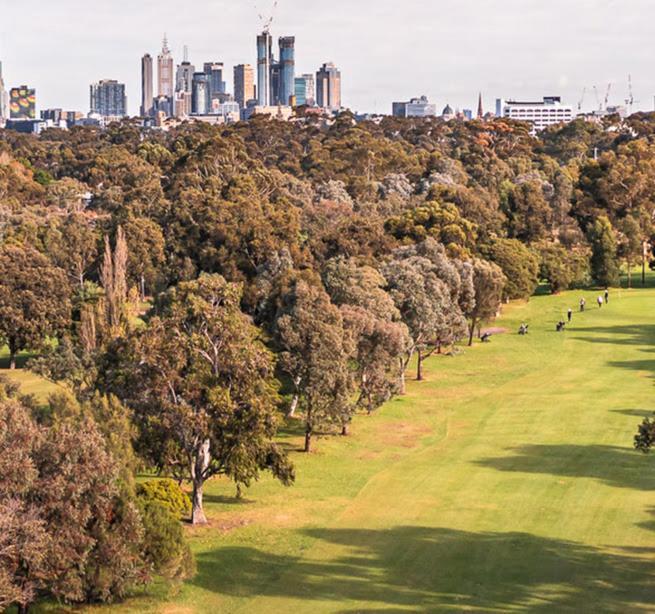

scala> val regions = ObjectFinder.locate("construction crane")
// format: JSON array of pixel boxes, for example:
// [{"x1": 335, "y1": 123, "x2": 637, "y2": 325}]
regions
[
  {"x1": 255, "y1": 0, "x2": 278, "y2": 33},
  {"x1": 577, "y1": 87, "x2": 587, "y2": 112},
  {"x1": 593, "y1": 86, "x2": 601, "y2": 112},
  {"x1": 604, "y1": 82, "x2": 612, "y2": 112},
  {"x1": 625, "y1": 74, "x2": 636, "y2": 115}
]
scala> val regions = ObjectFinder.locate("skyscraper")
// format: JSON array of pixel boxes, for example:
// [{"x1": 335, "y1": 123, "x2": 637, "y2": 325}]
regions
[
  {"x1": 141, "y1": 54, "x2": 153, "y2": 117},
  {"x1": 278, "y1": 37, "x2": 295, "y2": 106},
  {"x1": 257, "y1": 31, "x2": 272, "y2": 106},
  {"x1": 90, "y1": 80, "x2": 127, "y2": 117},
  {"x1": 234, "y1": 64, "x2": 255, "y2": 109},
  {"x1": 157, "y1": 35, "x2": 174, "y2": 98},
  {"x1": 176, "y1": 61, "x2": 195, "y2": 94},
  {"x1": 294, "y1": 74, "x2": 315, "y2": 106},
  {"x1": 0, "y1": 62, "x2": 7, "y2": 121},
  {"x1": 204, "y1": 62, "x2": 226, "y2": 101},
  {"x1": 316, "y1": 63, "x2": 341, "y2": 111},
  {"x1": 191, "y1": 72, "x2": 209, "y2": 115}
]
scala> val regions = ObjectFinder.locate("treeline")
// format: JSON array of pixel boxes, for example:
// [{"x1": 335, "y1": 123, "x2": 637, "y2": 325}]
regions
[{"x1": 2, "y1": 110, "x2": 655, "y2": 609}]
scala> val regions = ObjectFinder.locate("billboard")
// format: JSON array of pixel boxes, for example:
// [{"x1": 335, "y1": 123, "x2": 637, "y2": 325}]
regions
[{"x1": 10, "y1": 86, "x2": 36, "y2": 119}]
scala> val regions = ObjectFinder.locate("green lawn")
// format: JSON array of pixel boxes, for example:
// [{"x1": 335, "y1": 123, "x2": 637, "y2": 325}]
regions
[{"x1": 16, "y1": 284, "x2": 655, "y2": 612}]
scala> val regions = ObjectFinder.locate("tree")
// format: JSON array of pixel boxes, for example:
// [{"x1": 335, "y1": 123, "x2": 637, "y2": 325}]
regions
[
  {"x1": 0, "y1": 394, "x2": 145, "y2": 611},
  {"x1": 0, "y1": 245, "x2": 71, "y2": 369},
  {"x1": 537, "y1": 243, "x2": 591, "y2": 294},
  {"x1": 382, "y1": 241, "x2": 471, "y2": 386},
  {"x1": 466, "y1": 259, "x2": 505, "y2": 346},
  {"x1": 488, "y1": 238, "x2": 539, "y2": 301},
  {"x1": 275, "y1": 279, "x2": 352, "y2": 451},
  {"x1": 101, "y1": 227, "x2": 129, "y2": 337},
  {"x1": 617, "y1": 216, "x2": 642, "y2": 288},
  {"x1": 635, "y1": 414, "x2": 655, "y2": 453},
  {"x1": 323, "y1": 258, "x2": 409, "y2": 415},
  {"x1": 101, "y1": 274, "x2": 294, "y2": 524},
  {"x1": 589, "y1": 216, "x2": 619, "y2": 287}
]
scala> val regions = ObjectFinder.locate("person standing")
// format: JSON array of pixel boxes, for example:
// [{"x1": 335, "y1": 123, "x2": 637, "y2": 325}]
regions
[
  {"x1": 580, "y1": 298, "x2": 586, "y2": 312},
  {"x1": 597, "y1": 295, "x2": 603, "y2": 308},
  {"x1": 605, "y1": 289, "x2": 609, "y2": 304},
  {"x1": 568, "y1": 308, "x2": 573, "y2": 323}
]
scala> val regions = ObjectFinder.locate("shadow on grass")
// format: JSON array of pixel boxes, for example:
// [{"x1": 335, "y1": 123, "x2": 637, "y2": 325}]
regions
[
  {"x1": 475, "y1": 444, "x2": 655, "y2": 491},
  {"x1": 571, "y1": 324, "x2": 655, "y2": 347},
  {"x1": 190, "y1": 526, "x2": 655, "y2": 611},
  {"x1": 611, "y1": 409, "x2": 654, "y2": 419}
]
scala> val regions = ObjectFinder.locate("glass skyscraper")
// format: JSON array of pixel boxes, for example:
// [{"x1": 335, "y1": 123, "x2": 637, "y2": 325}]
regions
[
  {"x1": 256, "y1": 32, "x2": 272, "y2": 106},
  {"x1": 278, "y1": 37, "x2": 295, "y2": 106}
]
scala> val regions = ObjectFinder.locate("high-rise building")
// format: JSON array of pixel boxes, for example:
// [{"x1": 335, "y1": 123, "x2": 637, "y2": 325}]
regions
[
  {"x1": 278, "y1": 37, "x2": 295, "y2": 106},
  {"x1": 257, "y1": 31, "x2": 272, "y2": 106},
  {"x1": 0, "y1": 62, "x2": 7, "y2": 121},
  {"x1": 501, "y1": 96, "x2": 573, "y2": 133},
  {"x1": 141, "y1": 54, "x2": 153, "y2": 117},
  {"x1": 234, "y1": 64, "x2": 255, "y2": 109},
  {"x1": 90, "y1": 80, "x2": 127, "y2": 117},
  {"x1": 294, "y1": 74, "x2": 315, "y2": 107},
  {"x1": 157, "y1": 35, "x2": 174, "y2": 98},
  {"x1": 204, "y1": 62, "x2": 226, "y2": 101},
  {"x1": 176, "y1": 61, "x2": 195, "y2": 94},
  {"x1": 316, "y1": 63, "x2": 341, "y2": 111},
  {"x1": 191, "y1": 72, "x2": 209, "y2": 115},
  {"x1": 392, "y1": 96, "x2": 436, "y2": 118}
]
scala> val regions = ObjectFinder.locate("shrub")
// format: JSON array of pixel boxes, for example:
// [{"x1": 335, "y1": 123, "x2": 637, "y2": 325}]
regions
[
  {"x1": 139, "y1": 500, "x2": 195, "y2": 581},
  {"x1": 137, "y1": 479, "x2": 191, "y2": 520}
]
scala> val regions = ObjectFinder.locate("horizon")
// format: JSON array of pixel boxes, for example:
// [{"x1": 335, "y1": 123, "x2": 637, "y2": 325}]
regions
[{"x1": 0, "y1": 0, "x2": 654, "y2": 116}]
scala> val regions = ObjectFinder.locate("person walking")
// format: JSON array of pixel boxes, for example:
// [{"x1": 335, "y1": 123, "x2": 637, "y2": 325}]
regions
[
  {"x1": 597, "y1": 295, "x2": 603, "y2": 309},
  {"x1": 580, "y1": 298, "x2": 586, "y2": 312},
  {"x1": 605, "y1": 289, "x2": 609, "y2": 304},
  {"x1": 568, "y1": 308, "x2": 573, "y2": 323}
]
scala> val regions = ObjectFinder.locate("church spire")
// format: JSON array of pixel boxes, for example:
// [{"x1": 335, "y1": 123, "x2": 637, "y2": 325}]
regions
[{"x1": 477, "y1": 92, "x2": 484, "y2": 119}]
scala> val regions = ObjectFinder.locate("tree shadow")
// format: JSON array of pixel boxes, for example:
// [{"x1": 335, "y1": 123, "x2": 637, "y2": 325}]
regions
[
  {"x1": 475, "y1": 444, "x2": 655, "y2": 491},
  {"x1": 637, "y1": 507, "x2": 655, "y2": 533},
  {"x1": 571, "y1": 324, "x2": 655, "y2": 347},
  {"x1": 191, "y1": 526, "x2": 655, "y2": 611},
  {"x1": 607, "y1": 359, "x2": 655, "y2": 378},
  {"x1": 610, "y1": 409, "x2": 654, "y2": 419}
]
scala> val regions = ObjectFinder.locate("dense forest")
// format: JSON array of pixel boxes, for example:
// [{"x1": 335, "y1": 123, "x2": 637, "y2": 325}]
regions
[{"x1": 2, "y1": 110, "x2": 655, "y2": 610}]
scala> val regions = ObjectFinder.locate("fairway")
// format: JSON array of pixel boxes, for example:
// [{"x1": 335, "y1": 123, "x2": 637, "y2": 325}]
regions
[{"x1": 21, "y1": 285, "x2": 655, "y2": 613}]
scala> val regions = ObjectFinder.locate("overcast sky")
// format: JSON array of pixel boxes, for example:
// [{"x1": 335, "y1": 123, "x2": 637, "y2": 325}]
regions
[{"x1": 0, "y1": 0, "x2": 653, "y2": 116}]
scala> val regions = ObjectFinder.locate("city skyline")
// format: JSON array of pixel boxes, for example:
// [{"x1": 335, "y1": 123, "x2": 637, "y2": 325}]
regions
[{"x1": 0, "y1": 0, "x2": 654, "y2": 115}]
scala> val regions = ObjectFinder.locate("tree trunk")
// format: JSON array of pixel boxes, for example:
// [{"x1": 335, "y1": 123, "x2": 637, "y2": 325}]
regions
[
  {"x1": 628, "y1": 260, "x2": 632, "y2": 289},
  {"x1": 18, "y1": 603, "x2": 30, "y2": 614},
  {"x1": 643, "y1": 241, "x2": 647, "y2": 286},
  {"x1": 468, "y1": 318, "x2": 477, "y2": 347},
  {"x1": 287, "y1": 376, "x2": 301, "y2": 417},
  {"x1": 304, "y1": 428, "x2": 312, "y2": 453},
  {"x1": 191, "y1": 439, "x2": 211, "y2": 525},
  {"x1": 398, "y1": 357, "x2": 407, "y2": 395},
  {"x1": 341, "y1": 423, "x2": 349, "y2": 436},
  {"x1": 416, "y1": 348, "x2": 423, "y2": 381},
  {"x1": 8, "y1": 339, "x2": 17, "y2": 370},
  {"x1": 140, "y1": 275, "x2": 146, "y2": 302}
]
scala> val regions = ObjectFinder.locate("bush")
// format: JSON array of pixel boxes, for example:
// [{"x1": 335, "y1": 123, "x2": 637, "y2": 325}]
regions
[
  {"x1": 139, "y1": 500, "x2": 195, "y2": 581},
  {"x1": 487, "y1": 238, "x2": 539, "y2": 300},
  {"x1": 137, "y1": 479, "x2": 191, "y2": 520}
]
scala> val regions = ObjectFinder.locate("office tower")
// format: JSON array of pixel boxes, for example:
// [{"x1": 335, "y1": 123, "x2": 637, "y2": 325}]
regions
[
  {"x1": 141, "y1": 54, "x2": 154, "y2": 117},
  {"x1": 176, "y1": 61, "x2": 195, "y2": 93},
  {"x1": 157, "y1": 35, "x2": 174, "y2": 98},
  {"x1": 270, "y1": 62, "x2": 281, "y2": 105},
  {"x1": 294, "y1": 74, "x2": 315, "y2": 106},
  {"x1": 0, "y1": 62, "x2": 7, "y2": 120},
  {"x1": 278, "y1": 36, "x2": 295, "y2": 106},
  {"x1": 191, "y1": 72, "x2": 209, "y2": 114},
  {"x1": 9, "y1": 86, "x2": 36, "y2": 119},
  {"x1": 257, "y1": 31, "x2": 272, "y2": 106},
  {"x1": 392, "y1": 96, "x2": 436, "y2": 118},
  {"x1": 500, "y1": 97, "x2": 573, "y2": 133},
  {"x1": 234, "y1": 64, "x2": 255, "y2": 109},
  {"x1": 316, "y1": 63, "x2": 341, "y2": 110},
  {"x1": 204, "y1": 62, "x2": 226, "y2": 101},
  {"x1": 90, "y1": 80, "x2": 127, "y2": 117},
  {"x1": 174, "y1": 91, "x2": 192, "y2": 117}
]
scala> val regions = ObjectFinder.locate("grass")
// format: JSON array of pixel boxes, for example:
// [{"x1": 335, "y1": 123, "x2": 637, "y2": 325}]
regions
[{"x1": 8, "y1": 283, "x2": 655, "y2": 612}]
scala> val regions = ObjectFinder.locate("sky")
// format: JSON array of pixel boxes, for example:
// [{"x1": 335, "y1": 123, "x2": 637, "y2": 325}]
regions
[{"x1": 0, "y1": 0, "x2": 653, "y2": 116}]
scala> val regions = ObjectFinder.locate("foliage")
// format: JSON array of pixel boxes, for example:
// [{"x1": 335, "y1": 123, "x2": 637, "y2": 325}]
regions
[
  {"x1": 588, "y1": 216, "x2": 619, "y2": 287},
  {"x1": 487, "y1": 238, "x2": 539, "y2": 300},
  {"x1": 137, "y1": 479, "x2": 192, "y2": 520}
]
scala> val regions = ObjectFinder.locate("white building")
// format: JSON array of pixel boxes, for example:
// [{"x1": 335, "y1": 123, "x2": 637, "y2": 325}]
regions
[{"x1": 498, "y1": 96, "x2": 573, "y2": 133}]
